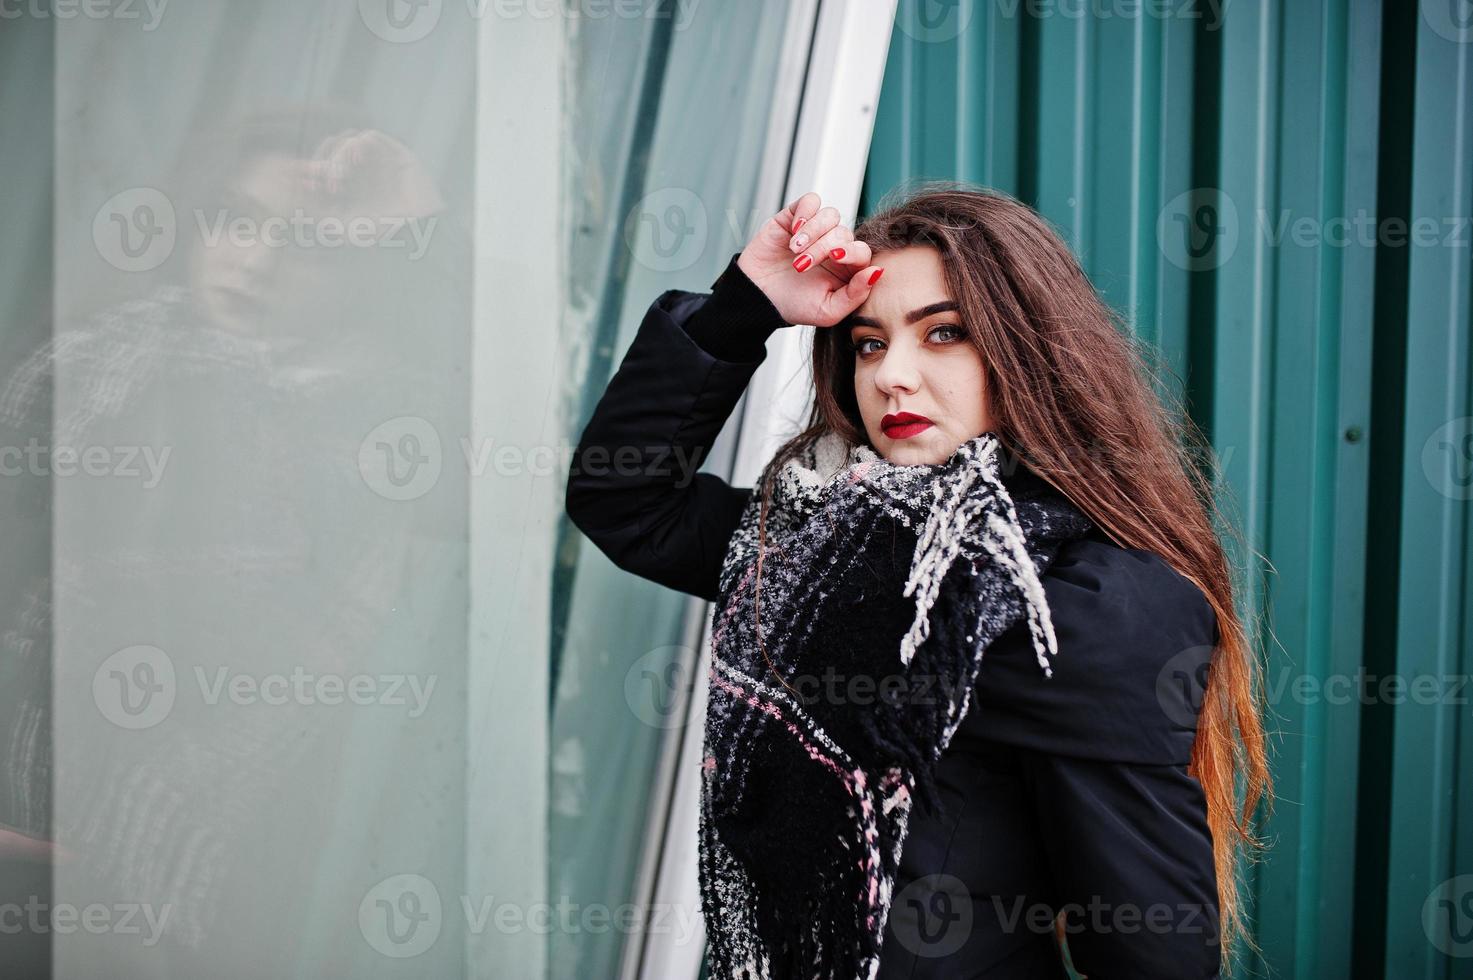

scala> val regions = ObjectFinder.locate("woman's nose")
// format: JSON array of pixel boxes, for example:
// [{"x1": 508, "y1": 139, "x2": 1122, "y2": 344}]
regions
[{"x1": 873, "y1": 340, "x2": 921, "y2": 395}]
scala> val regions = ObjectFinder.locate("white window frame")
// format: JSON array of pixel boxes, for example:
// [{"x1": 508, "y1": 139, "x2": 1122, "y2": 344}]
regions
[{"x1": 626, "y1": 3, "x2": 897, "y2": 977}]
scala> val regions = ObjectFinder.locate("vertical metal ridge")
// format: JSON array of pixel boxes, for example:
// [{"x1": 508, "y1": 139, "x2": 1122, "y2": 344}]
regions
[{"x1": 862, "y1": 1, "x2": 1469, "y2": 976}]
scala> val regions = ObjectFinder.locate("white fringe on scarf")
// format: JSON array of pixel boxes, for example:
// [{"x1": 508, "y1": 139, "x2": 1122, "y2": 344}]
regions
[{"x1": 899, "y1": 439, "x2": 1061, "y2": 677}]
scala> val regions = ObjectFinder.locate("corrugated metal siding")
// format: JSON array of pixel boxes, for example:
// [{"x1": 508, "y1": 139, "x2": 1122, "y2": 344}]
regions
[{"x1": 863, "y1": 2, "x2": 1472, "y2": 977}]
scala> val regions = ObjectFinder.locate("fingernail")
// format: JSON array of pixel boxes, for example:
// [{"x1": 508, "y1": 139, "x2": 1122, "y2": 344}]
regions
[
  {"x1": 794, "y1": 254, "x2": 813, "y2": 272},
  {"x1": 793, "y1": 217, "x2": 806, "y2": 233},
  {"x1": 867, "y1": 267, "x2": 884, "y2": 285},
  {"x1": 830, "y1": 247, "x2": 845, "y2": 261},
  {"x1": 792, "y1": 233, "x2": 809, "y2": 249}
]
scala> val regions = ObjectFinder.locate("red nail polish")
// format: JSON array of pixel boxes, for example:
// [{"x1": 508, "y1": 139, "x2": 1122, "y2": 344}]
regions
[
  {"x1": 793, "y1": 253, "x2": 813, "y2": 272},
  {"x1": 793, "y1": 217, "x2": 806, "y2": 233},
  {"x1": 867, "y1": 267, "x2": 884, "y2": 285},
  {"x1": 830, "y1": 247, "x2": 845, "y2": 261}
]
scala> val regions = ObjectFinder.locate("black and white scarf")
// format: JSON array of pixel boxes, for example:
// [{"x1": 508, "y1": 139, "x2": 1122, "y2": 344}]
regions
[{"x1": 697, "y1": 429, "x2": 1095, "y2": 979}]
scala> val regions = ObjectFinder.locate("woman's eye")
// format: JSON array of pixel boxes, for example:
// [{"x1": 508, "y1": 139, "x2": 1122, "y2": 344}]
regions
[{"x1": 851, "y1": 327, "x2": 961, "y2": 356}]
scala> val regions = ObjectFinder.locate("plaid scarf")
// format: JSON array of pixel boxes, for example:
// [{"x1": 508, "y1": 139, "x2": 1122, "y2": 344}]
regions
[{"x1": 697, "y1": 429, "x2": 1094, "y2": 979}]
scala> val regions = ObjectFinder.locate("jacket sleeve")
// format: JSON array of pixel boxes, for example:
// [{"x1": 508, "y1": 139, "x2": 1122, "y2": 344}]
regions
[
  {"x1": 969, "y1": 538, "x2": 1223, "y2": 978},
  {"x1": 564, "y1": 252, "x2": 791, "y2": 602}
]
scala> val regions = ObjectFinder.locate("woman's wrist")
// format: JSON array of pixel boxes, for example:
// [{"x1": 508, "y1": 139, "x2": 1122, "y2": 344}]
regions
[{"x1": 683, "y1": 252, "x2": 792, "y2": 362}]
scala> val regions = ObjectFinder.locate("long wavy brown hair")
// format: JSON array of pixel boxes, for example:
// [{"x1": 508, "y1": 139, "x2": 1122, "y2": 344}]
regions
[{"x1": 749, "y1": 180, "x2": 1273, "y2": 972}]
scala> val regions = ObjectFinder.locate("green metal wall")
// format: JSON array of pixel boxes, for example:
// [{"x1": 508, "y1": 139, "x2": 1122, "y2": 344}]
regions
[{"x1": 862, "y1": 1, "x2": 1472, "y2": 977}]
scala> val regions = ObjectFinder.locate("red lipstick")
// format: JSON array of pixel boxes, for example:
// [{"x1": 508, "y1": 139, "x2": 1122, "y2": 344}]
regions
[{"x1": 881, "y1": 412, "x2": 934, "y2": 440}]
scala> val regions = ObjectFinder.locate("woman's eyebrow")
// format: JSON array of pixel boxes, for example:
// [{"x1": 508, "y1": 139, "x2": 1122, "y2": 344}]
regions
[{"x1": 846, "y1": 300, "x2": 959, "y2": 329}]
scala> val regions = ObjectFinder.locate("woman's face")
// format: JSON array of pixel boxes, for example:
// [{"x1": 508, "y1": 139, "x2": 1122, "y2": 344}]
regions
[{"x1": 846, "y1": 246, "x2": 993, "y2": 465}]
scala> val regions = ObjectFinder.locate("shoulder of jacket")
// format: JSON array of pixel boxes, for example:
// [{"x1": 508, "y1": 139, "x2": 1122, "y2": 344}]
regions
[
  {"x1": 1045, "y1": 536, "x2": 1216, "y2": 738},
  {"x1": 1045, "y1": 535, "x2": 1217, "y2": 651},
  {"x1": 964, "y1": 534, "x2": 1219, "y2": 763}
]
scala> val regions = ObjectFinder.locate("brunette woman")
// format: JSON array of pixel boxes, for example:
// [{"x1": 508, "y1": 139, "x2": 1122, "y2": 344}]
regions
[{"x1": 566, "y1": 183, "x2": 1271, "y2": 979}]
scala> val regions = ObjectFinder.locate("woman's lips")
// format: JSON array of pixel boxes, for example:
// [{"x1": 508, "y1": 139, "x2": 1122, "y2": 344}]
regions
[{"x1": 881, "y1": 413, "x2": 934, "y2": 440}]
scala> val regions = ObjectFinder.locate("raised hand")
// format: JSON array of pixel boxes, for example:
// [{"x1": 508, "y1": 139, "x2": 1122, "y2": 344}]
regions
[{"x1": 735, "y1": 191, "x2": 884, "y2": 328}]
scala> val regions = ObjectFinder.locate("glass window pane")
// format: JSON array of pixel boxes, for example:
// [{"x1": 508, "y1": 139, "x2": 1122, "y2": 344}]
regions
[{"x1": 1, "y1": 3, "x2": 797, "y2": 978}]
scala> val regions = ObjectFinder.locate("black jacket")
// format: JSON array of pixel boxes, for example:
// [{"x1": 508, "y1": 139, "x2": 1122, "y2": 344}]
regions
[{"x1": 565, "y1": 254, "x2": 1222, "y2": 979}]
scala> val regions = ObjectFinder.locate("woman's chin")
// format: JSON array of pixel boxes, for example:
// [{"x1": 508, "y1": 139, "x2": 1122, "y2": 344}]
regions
[{"x1": 876, "y1": 431, "x2": 949, "y2": 466}]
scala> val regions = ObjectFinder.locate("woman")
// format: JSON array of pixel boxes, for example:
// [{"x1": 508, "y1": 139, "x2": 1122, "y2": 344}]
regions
[{"x1": 566, "y1": 183, "x2": 1271, "y2": 979}]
